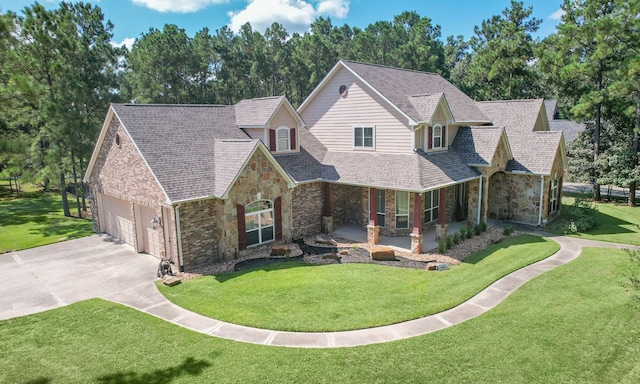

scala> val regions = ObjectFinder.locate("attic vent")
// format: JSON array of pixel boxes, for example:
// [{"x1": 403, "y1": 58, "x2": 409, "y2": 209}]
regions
[
  {"x1": 115, "y1": 133, "x2": 121, "y2": 147},
  {"x1": 339, "y1": 85, "x2": 348, "y2": 97}
]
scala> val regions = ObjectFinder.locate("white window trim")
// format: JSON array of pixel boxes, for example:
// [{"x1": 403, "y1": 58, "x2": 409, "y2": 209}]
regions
[
  {"x1": 423, "y1": 189, "x2": 440, "y2": 223},
  {"x1": 353, "y1": 125, "x2": 376, "y2": 150},
  {"x1": 432, "y1": 124, "x2": 443, "y2": 150},
  {"x1": 275, "y1": 126, "x2": 290, "y2": 152},
  {"x1": 245, "y1": 200, "x2": 275, "y2": 247},
  {"x1": 395, "y1": 190, "x2": 409, "y2": 229}
]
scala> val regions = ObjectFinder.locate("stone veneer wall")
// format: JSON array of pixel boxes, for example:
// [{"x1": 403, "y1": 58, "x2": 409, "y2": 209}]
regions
[
  {"x1": 89, "y1": 116, "x2": 174, "y2": 260},
  {"x1": 330, "y1": 184, "x2": 364, "y2": 227},
  {"x1": 488, "y1": 172, "x2": 541, "y2": 224},
  {"x1": 467, "y1": 178, "x2": 481, "y2": 226},
  {"x1": 217, "y1": 148, "x2": 293, "y2": 260},
  {"x1": 178, "y1": 199, "x2": 221, "y2": 268},
  {"x1": 291, "y1": 182, "x2": 323, "y2": 240}
]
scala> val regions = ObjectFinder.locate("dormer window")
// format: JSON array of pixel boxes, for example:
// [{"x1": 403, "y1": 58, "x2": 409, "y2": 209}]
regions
[
  {"x1": 276, "y1": 127, "x2": 290, "y2": 151},
  {"x1": 428, "y1": 124, "x2": 447, "y2": 151},
  {"x1": 433, "y1": 125, "x2": 442, "y2": 148}
]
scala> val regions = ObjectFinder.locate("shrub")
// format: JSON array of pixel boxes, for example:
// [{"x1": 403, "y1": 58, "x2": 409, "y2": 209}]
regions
[
  {"x1": 474, "y1": 224, "x2": 482, "y2": 235},
  {"x1": 445, "y1": 235, "x2": 454, "y2": 249},
  {"x1": 438, "y1": 239, "x2": 447, "y2": 253},
  {"x1": 453, "y1": 232, "x2": 461, "y2": 245},
  {"x1": 459, "y1": 227, "x2": 467, "y2": 239},
  {"x1": 558, "y1": 198, "x2": 599, "y2": 234},
  {"x1": 503, "y1": 226, "x2": 514, "y2": 236},
  {"x1": 466, "y1": 227, "x2": 473, "y2": 238},
  {"x1": 480, "y1": 221, "x2": 487, "y2": 232}
]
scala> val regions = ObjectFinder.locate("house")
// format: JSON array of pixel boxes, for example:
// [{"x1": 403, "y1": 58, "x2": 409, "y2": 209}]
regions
[{"x1": 84, "y1": 60, "x2": 567, "y2": 271}]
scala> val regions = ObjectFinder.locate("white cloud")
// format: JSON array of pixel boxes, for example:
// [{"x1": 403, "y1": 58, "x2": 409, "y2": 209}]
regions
[
  {"x1": 549, "y1": 8, "x2": 565, "y2": 21},
  {"x1": 111, "y1": 37, "x2": 136, "y2": 50},
  {"x1": 228, "y1": 0, "x2": 350, "y2": 34},
  {"x1": 131, "y1": 0, "x2": 227, "y2": 13}
]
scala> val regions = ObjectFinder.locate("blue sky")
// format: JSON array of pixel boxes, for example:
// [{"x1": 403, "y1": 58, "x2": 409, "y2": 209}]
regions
[{"x1": 1, "y1": 0, "x2": 565, "y2": 49}]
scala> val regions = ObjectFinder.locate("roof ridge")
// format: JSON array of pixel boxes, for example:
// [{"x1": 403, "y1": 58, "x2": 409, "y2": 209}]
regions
[
  {"x1": 119, "y1": 103, "x2": 229, "y2": 108},
  {"x1": 478, "y1": 98, "x2": 544, "y2": 104},
  {"x1": 341, "y1": 59, "x2": 440, "y2": 77}
]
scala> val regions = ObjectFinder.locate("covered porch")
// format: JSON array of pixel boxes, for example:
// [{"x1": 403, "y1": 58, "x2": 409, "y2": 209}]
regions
[{"x1": 331, "y1": 221, "x2": 469, "y2": 253}]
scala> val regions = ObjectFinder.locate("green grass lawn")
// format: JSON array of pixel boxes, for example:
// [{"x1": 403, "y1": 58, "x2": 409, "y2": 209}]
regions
[
  {"x1": 549, "y1": 194, "x2": 640, "y2": 245},
  {"x1": 157, "y1": 235, "x2": 559, "y2": 332},
  {"x1": 0, "y1": 192, "x2": 94, "y2": 252},
  {"x1": 1, "y1": 247, "x2": 637, "y2": 383}
]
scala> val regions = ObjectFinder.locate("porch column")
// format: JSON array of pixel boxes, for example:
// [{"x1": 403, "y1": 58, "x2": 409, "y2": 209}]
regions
[
  {"x1": 367, "y1": 188, "x2": 379, "y2": 244},
  {"x1": 481, "y1": 175, "x2": 489, "y2": 224},
  {"x1": 322, "y1": 183, "x2": 333, "y2": 233},
  {"x1": 436, "y1": 187, "x2": 448, "y2": 240},
  {"x1": 410, "y1": 192, "x2": 423, "y2": 253}
]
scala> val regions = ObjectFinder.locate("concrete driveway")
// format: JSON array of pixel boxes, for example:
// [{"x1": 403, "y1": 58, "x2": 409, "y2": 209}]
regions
[{"x1": 0, "y1": 234, "x2": 159, "y2": 320}]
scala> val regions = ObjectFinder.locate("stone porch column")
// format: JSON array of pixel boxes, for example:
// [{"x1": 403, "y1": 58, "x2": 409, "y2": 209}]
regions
[
  {"x1": 411, "y1": 192, "x2": 423, "y2": 253},
  {"x1": 368, "y1": 188, "x2": 379, "y2": 244},
  {"x1": 322, "y1": 183, "x2": 333, "y2": 233},
  {"x1": 436, "y1": 187, "x2": 448, "y2": 240},
  {"x1": 481, "y1": 174, "x2": 489, "y2": 224}
]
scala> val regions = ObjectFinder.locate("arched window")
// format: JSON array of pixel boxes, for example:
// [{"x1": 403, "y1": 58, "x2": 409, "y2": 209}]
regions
[
  {"x1": 245, "y1": 200, "x2": 274, "y2": 247},
  {"x1": 276, "y1": 127, "x2": 290, "y2": 152},
  {"x1": 432, "y1": 124, "x2": 442, "y2": 148}
]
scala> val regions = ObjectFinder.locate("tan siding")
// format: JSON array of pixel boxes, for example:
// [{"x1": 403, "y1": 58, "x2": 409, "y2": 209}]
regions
[
  {"x1": 244, "y1": 128, "x2": 265, "y2": 144},
  {"x1": 533, "y1": 109, "x2": 548, "y2": 132},
  {"x1": 301, "y1": 67, "x2": 413, "y2": 153},
  {"x1": 270, "y1": 106, "x2": 297, "y2": 128}
]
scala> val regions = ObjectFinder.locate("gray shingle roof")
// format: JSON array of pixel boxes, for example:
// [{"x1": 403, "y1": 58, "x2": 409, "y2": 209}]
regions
[
  {"x1": 342, "y1": 60, "x2": 490, "y2": 124},
  {"x1": 111, "y1": 103, "x2": 252, "y2": 202},
  {"x1": 451, "y1": 127, "x2": 505, "y2": 166},
  {"x1": 407, "y1": 93, "x2": 444, "y2": 123},
  {"x1": 544, "y1": 99, "x2": 558, "y2": 121},
  {"x1": 476, "y1": 99, "x2": 563, "y2": 174},
  {"x1": 235, "y1": 96, "x2": 285, "y2": 127},
  {"x1": 549, "y1": 120, "x2": 585, "y2": 143}
]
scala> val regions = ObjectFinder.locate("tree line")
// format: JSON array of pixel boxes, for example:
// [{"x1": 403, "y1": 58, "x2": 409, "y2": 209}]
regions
[{"x1": 0, "y1": 0, "x2": 638, "y2": 215}]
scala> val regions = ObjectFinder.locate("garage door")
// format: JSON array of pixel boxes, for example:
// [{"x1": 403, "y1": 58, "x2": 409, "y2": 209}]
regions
[
  {"x1": 102, "y1": 195, "x2": 135, "y2": 245},
  {"x1": 139, "y1": 205, "x2": 162, "y2": 257}
]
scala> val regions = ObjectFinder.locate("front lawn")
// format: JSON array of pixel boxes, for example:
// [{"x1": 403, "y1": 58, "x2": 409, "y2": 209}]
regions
[
  {"x1": 1, "y1": 247, "x2": 637, "y2": 383},
  {"x1": 158, "y1": 235, "x2": 559, "y2": 332},
  {"x1": 0, "y1": 192, "x2": 94, "y2": 252},
  {"x1": 549, "y1": 194, "x2": 640, "y2": 245}
]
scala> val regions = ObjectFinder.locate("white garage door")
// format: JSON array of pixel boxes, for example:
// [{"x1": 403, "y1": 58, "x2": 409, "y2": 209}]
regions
[
  {"x1": 102, "y1": 195, "x2": 135, "y2": 245},
  {"x1": 139, "y1": 205, "x2": 162, "y2": 257}
]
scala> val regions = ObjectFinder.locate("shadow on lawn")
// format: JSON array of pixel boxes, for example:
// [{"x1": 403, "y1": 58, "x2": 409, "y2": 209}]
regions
[
  {"x1": 462, "y1": 234, "x2": 549, "y2": 265},
  {"x1": 0, "y1": 195, "x2": 55, "y2": 226},
  {"x1": 97, "y1": 357, "x2": 211, "y2": 384},
  {"x1": 214, "y1": 260, "x2": 314, "y2": 283}
]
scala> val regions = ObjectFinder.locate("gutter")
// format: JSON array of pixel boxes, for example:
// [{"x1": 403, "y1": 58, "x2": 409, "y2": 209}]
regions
[{"x1": 174, "y1": 204, "x2": 185, "y2": 271}]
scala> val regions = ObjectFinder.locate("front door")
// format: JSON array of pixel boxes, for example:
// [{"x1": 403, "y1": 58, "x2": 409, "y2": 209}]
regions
[{"x1": 455, "y1": 183, "x2": 468, "y2": 221}]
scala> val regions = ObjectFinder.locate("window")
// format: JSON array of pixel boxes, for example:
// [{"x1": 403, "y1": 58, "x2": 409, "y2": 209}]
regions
[
  {"x1": 395, "y1": 191, "x2": 409, "y2": 229},
  {"x1": 376, "y1": 189, "x2": 386, "y2": 227},
  {"x1": 276, "y1": 127, "x2": 290, "y2": 152},
  {"x1": 432, "y1": 124, "x2": 442, "y2": 148},
  {"x1": 550, "y1": 178, "x2": 559, "y2": 213},
  {"x1": 354, "y1": 126, "x2": 374, "y2": 149},
  {"x1": 245, "y1": 200, "x2": 274, "y2": 247},
  {"x1": 424, "y1": 189, "x2": 440, "y2": 223}
]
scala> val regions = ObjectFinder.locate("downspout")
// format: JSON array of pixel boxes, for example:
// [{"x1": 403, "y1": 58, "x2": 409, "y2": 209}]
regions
[
  {"x1": 538, "y1": 175, "x2": 544, "y2": 226},
  {"x1": 174, "y1": 204, "x2": 185, "y2": 271},
  {"x1": 477, "y1": 176, "x2": 483, "y2": 225}
]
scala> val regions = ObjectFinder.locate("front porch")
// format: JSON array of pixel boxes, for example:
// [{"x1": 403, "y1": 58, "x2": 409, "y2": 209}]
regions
[{"x1": 331, "y1": 221, "x2": 469, "y2": 254}]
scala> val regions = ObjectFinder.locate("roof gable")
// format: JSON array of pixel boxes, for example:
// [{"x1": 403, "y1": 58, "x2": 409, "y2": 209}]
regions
[
  {"x1": 407, "y1": 93, "x2": 454, "y2": 125},
  {"x1": 451, "y1": 126, "x2": 512, "y2": 167},
  {"x1": 235, "y1": 96, "x2": 305, "y2": 128},
  {"x1": 298, "y1": 60, "x2": 491, "y2": 125}
]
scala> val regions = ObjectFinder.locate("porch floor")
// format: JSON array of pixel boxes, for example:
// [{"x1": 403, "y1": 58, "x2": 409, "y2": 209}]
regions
[{"x1": 331, "y1": 221, "x2": 470, "y2": 253}]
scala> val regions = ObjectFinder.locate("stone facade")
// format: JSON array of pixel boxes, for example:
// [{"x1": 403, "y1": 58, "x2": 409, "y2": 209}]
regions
[
  {"x1": 89, "y1": 116, "x2": 174, "y2": 261},
  {"x1": 291, "y1": 182, "x2": 324, "y2": 240},
  {"x1": 329, "y1": 184, "x2": 365, "y2": 227},
  {"x1": 219, "y1": 148, "x2": 293, "y2": 259},
  {"x1": 178, "y1": 199, "x2": 221, "y2": 267},
  {"x1": 488, "y1": 172, "x2": 541, "y2": 224}
]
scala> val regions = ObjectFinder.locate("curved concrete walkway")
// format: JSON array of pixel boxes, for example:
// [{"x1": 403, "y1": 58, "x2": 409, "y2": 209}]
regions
[{"x1": 103, "y1": 234, "x2": 639, "y2": 348}]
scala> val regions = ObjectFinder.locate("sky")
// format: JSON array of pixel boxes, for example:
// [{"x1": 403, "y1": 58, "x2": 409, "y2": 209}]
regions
[{"x1": 1, "y1": 0, "x2": 565, "y2": 49}]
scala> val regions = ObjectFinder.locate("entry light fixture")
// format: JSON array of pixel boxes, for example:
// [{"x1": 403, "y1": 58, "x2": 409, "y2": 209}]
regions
[{"x1": 151, "y1": 217, "x2": 161, "y2": 229}]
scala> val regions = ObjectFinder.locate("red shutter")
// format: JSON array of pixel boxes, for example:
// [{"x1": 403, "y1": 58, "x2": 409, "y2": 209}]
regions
[
  {"x1": 442, "y1": 126, "x2": 447, "y2": 148},
  {"x1": 290, "y1": 128, "x2": 296, "y2": 150},
  {"x1": 237, "y1": 204, "x2": 246, "y2": 250},
  {"x1": 269, "y1": 129, "x2": 276, "y2": 151},
  {"x1": 274, "y1": 197, "x2": 283, "y2": 240},
  {"x1": 428, "y1": 127, "x2": 433, "y2": 150},
  {"x1": 548, "y1": 179, "x2": 553, "y2": 214}
]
